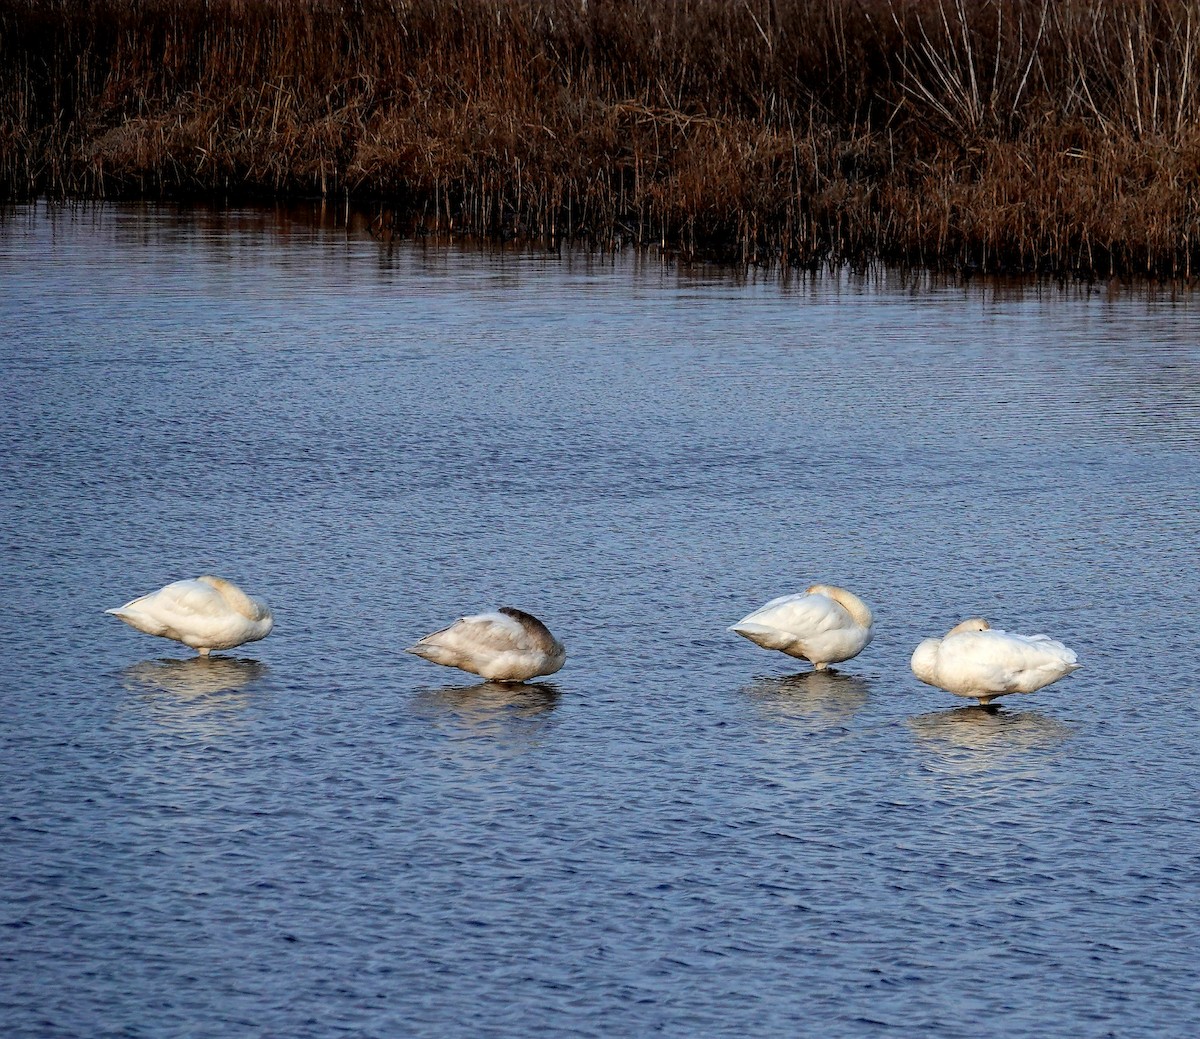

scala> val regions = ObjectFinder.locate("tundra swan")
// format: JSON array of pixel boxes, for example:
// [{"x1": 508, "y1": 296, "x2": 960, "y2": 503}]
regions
[
  {"x1": 106, "y1": 576, "x2": 274, "y2": 655},
  {"x1": 910, "y1": 618, "x2": 1080, "y2": 706},
  {"x1": 729, "y1": 584, "x2": 874, "y2": 670},
  {"x1": 406, "y1": 607, "x2": 566, "y2": 682}
]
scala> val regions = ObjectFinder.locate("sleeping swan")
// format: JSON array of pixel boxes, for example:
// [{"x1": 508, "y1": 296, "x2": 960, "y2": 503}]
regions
[
  {"x1": 106, "y1": 576, "x2": 274, "y2": 655},
  {"x1": 406, "y1": 607, "x2": 566, "y2": 683},
  {"x1": 729, "y1": 584, "x2": 874, "y2": 670},
  {"x1": 910, "y1": 618, "x2": 1080, "y2": 706}
]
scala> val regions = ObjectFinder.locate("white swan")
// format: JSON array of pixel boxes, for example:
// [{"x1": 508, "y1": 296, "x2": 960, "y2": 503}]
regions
[
  {"x1": 406, "y1": 607, "x2": 566, "y2": 682},
  {"x1": 910, "y1": 618, "x2": 1080, "y2": 706},
  {"x1": 728, "y1": 584, "x2": 874, "y2": 670},
  {"x1": 106, "y1": 576, "x2": 274, "y2": 655}
]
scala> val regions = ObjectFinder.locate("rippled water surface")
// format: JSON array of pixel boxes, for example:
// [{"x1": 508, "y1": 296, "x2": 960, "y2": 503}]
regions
[{"x1": 2, "y1": 205, "x2": 1199, "y2": 1038}]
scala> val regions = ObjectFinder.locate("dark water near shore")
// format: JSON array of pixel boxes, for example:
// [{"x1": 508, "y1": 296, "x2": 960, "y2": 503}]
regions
[{"x1": 1, "y1": 204, "x2": 1198, "y2": 1038}]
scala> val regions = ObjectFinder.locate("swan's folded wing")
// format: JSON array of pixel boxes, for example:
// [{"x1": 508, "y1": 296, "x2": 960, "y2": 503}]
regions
[
  {"x1": 146, "y1": 579, "x2": 232, "y2": 618},
  {"x1": 412, "y1": 611, "x2": 534, "y2": 654},
  {"x1": 1023, "y1": 633, "x2": 1079, "y2": 666},
  {"x1": 981, "y1": 631, "x2": 1078, "y2": 671},
  {"x1": 738, "y1": 593, "x2": 845, "y2": 636},
  {"x1": 107, "y1": 579, "x2": 233, "y2": 641},
  {"x1": 944, "y1": 630, "x2": 1077, "y2": 693},
  {"x1": 108, "y1": 579, "x2": 224, "y2": 620}
]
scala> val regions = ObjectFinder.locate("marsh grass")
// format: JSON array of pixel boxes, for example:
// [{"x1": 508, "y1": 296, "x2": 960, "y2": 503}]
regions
[{"x1": 4, "y1": 0, "x2": 1200, "y2": 276}]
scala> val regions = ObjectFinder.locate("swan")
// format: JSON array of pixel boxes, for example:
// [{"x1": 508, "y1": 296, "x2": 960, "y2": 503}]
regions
[
  {"x1": 910, "y1": 618, "x2": 1080, "y2": 706},
  {"x1": 406, "y1": 607, "x2": 566, "y2": 682},
  {"x1": 106, "y1": 576, "x2": 274, "y2": 655},
  {"x1": 728, "y1": 584, "x2": 874, "y2": 670}
]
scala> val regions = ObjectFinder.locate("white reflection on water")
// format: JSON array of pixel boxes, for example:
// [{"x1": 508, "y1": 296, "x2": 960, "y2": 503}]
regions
[
  {"x1": 123, "y1": 656, "x2": 269, "y2": 696},
  {"x1": 742, "y1": 670, "x2": 871, "y2": 731},
  {"x1": 412, "y1": 680, "x2": 561, "y2": 744},
  {"x1": 909, "y1": 705, "x2": 1072, "y2": 774},
  {"x1": 121, "y1": 657, "x2": 269, "y2": 734}
]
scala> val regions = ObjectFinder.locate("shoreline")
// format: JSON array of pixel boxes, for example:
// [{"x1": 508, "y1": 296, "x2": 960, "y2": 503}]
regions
[{"x1": 5, "y1": 0, "x2": 1199, "y2": 279}]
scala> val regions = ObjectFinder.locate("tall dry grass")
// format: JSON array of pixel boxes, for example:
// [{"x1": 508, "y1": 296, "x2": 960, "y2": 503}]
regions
[{"x1": 3, "y1": 0, "x2": 1200, "y2": 275}]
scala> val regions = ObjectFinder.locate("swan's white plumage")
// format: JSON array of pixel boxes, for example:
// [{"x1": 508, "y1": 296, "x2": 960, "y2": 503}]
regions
[
  {"x1": 728, "y1": 584, "x2": 874, "y2": 670},
  {"x1": 106, "y1": 576, "x2": 274, "y2": 655},
  {"x1": 910, "y1": 618, "x2": 1080, "y2": 705},
  {"x1": 406, "y1": 607, "x2": 565, "y2": 682}
]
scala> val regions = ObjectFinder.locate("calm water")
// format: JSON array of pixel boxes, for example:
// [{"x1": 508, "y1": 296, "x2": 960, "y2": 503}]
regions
[{"x1": 2, "y1": 204, "x2": 1198, "y2": 1038}]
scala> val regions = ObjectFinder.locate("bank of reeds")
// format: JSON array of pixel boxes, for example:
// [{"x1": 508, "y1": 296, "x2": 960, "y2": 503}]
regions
[{"x1": 3, "y1": 0, "x2": 1200, "y2": 275}]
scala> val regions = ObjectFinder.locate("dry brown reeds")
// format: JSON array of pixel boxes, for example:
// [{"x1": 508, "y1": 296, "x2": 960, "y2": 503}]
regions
[{"x1": 3, "y1": 0, "x2": 1200, "y2": 276}]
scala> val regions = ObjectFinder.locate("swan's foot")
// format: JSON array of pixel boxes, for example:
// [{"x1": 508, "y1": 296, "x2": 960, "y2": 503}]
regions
[
  {"x1": 197, "y1": 647, "x2": 211, "y2": 657},
  {"x1": 814, "y1": 661, "x2": 828, "y2": 671}
]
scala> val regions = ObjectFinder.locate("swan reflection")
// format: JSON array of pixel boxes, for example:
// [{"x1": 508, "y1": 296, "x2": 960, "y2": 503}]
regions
[
  {"x1": 909, "y1": 706, "x2": 1072, "y2": 773},
  {"x1": 413, "y1": 681, "x2": 561, "y2": 742},
  {"x1": 742, "y1": 671, "x2": 870, "y2": 730},
  {"x1": 123, "y1": 656, "x2": 269, "y2": 697},
  {"x1": 122, "y1": 657, "x2": 268, "y2": 733}
]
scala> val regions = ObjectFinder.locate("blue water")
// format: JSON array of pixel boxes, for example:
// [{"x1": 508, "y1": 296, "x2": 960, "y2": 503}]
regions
[{"x1": 1, "y1": 203, "x2": 1198, "y2": 1037}]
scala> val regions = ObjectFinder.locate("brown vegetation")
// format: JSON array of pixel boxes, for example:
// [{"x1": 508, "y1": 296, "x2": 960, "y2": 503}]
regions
[{"x1": 3, "y1": 0, "x2": 1200, "y2": 276}]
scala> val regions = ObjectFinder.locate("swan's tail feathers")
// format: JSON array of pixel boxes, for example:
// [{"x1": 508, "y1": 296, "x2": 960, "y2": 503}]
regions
[
  {"x1": 729, "y1": 621, "x2": 774, "y2": 638},
  {"x1": 105, "y1": 604, "x2": 167, "y2": 637},
  {"x1": 729, "y1": 621, "x2": 790, "y2": 652},
  {"x1": 1043, "y1": 638, "x2": 1080, "y2": 671},
  {"x1": 406, "y1": 642, "x2": 451, "y2": 665}
]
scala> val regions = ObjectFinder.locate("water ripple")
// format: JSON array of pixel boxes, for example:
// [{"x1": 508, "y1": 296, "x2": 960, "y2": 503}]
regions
[{"x1": 0, "y1": 204, "x2": 1197, "y2": 1038}]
